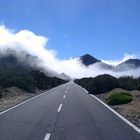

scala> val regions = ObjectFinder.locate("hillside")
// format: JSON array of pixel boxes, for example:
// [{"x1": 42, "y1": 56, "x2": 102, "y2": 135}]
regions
[
  {"x1": 75, "y1": 74, "x2": 140, "y2": 95},
  {"x1": 0, "y1": 51, "x2": 67, "y2": 98},
  {"x1": 0, "y1": 54, "x2": 33, "y2": 73},
  {"x1": 0, "y1": 69, "x2": 66, "y2": 96}
]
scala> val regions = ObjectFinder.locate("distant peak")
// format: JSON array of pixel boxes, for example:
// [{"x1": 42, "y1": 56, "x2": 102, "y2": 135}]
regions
[
  {"x1": 80, "y1": 54, "x2": 101, "y2": 66},
  {"x1": 115, "y1": 58, "x2": 140, "y2": 71},
  {"x1": 81, "y1": 54, "x2": 92, "y2": 57},
  {"x1": 81, "y1": 54, "x2": 96, "y2": 58},
  {"x1": 125, "y1": 58, "x2": 140, "y2": 62}
]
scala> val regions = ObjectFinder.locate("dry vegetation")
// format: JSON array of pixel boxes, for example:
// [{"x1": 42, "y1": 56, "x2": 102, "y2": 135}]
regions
[{"x1": 0, "y1": 87, "x2": 44, "y2": 112}]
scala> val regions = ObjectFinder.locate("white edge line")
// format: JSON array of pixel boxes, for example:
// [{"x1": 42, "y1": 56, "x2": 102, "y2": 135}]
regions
[
  {"x1": 0, "y1": 91, "x2": 48, "y2": 115},
  {"x1": 90, "y1": 94, "x2": 140, "y2": 134},
  {"x1": 57, "y1": 104, "x2": 63, "y2": 112},
  {"x1": 82, "y1": 88, "x2": 88, "y2": 93},
  {"x1": 44, "y1": 133, "x2": 51, "y2": 140},
  {"x1": 79, "y1": 85, "x2": 140, "y2": 134}
]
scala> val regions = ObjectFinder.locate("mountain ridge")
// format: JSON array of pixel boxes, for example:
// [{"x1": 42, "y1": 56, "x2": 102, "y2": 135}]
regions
[{"x1": 79, "y1": 54, "x2": 140, "y2": 70}]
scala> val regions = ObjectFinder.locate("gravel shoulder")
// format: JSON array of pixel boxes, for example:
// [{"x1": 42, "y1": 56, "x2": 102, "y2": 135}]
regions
[
  {"x1": 96, "y1": 88, "x2": 140, "y2": 128},
  {"x1": 0, "y1": 87, "x2": 46, "y2": 112}
]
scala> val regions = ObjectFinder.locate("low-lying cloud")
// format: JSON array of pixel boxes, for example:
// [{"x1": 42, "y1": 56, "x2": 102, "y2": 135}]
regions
[{"x1": 0, "y1": 24, "x2": 140, "y2": 79}]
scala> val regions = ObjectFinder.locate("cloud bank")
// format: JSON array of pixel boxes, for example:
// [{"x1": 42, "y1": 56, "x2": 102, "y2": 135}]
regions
[{"x1": 0, "y1": 24, "x2": 140, "y2": 79}]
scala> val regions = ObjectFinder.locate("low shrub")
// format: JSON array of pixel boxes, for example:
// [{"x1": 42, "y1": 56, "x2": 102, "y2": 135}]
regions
[
  {"x1": 0, "y1": 70, "x2": 67, "y2": 93},
  {"x1": 75, "y1": 74, "x2": 120, "y2": 94},
  {"x1": 107, "y1": 92, "x2": 133, "y2": 105}
]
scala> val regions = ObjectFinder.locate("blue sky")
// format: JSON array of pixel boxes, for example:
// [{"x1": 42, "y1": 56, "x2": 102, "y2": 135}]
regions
[{"x1": 0, "y1": 0, "x2": 140, "y2": 60}]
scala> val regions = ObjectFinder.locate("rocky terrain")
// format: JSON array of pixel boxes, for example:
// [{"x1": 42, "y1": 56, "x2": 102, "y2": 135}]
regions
[{"x1": 0, "y1": 87, "x2": 45, "y2": 112}]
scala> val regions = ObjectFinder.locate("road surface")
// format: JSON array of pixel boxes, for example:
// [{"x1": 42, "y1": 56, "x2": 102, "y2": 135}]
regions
[{"x1": 0, "y1": 82, "x2": 139, "y2": 140}]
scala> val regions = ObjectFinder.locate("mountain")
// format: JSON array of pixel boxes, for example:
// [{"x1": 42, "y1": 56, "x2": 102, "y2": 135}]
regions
[
  {"x1": 0, "y1": 50, "x2": 60, "y2": 78},
  {"x1": 0, "y1": 50, "x2": 67, "y2": 94},
  {"x1": 0, "y1": 54, "x2": 34, "y2": 73},
  {"x1": 115, "y1": 59, "x2": 140, "y2": 71},
  {"x1": 79, "y1": 54, "x2": 140, "y2": 71},
  {"x1": 119, "y1": 59, "x2": 140, "y2": 67},
  {"x1": 59, "y1": 73, "x2": 72, "y2": 81},
  {"x1": 80, "y1": 54, "x2": 113, "y2": 70},
  {"x1": 80, "y1": 54, "x2": 101, "y2": 66}
]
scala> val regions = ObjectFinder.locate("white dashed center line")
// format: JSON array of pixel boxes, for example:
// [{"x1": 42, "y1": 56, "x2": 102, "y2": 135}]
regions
[
  {"x1": 63, "y1": 95, "x2": 66, "y2": 99},
  {"x1": 44, "y1": 133, "x2": 51, "y2": 140},
  {"x1": 57, "y1": 104, "x2": 63, "y2": 112},
  {"x1": 65, "y1": 91, "x2": 67, "y2": 94}
]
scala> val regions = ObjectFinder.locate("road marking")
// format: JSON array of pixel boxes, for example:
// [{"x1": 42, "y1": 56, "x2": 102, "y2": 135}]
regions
[
  {"x1": 44, "y1": 133, "x2": 51, "y2": 140},
  {"x1": 65, "y1": 91, "x2": 67, "y2": 93},
  {"x1": 63, "y1": 95, "x2": 66, "y2": 99},
  {"x1": 67, "y1": 85, "x2": 70, "y2": 90},
  {"x1": 57, "y1": 104, "x2": 63, "y2": 112},
  {"x1": 0, "y1": 91, "x2": 49, "y2": 115},
  {"x1": 82, "y1": 88, "x2": 88, "y2": 93},
  {"x1": 90, "y1": 94, "x2": 140, "y2": 134}
]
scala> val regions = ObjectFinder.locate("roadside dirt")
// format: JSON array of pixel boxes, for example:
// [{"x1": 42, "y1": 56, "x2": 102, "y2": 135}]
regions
[
  {"x1": 0, "y1": 87, "x2": 45, "y2": 112},
  {"x1": 96, "y1": 88, "x2": 140, "y2": 128}
]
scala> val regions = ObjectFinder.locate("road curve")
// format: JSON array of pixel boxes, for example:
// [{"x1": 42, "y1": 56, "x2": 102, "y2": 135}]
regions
[{"x1": 0, "y1": 82, "x2": 139, "y2": 140}]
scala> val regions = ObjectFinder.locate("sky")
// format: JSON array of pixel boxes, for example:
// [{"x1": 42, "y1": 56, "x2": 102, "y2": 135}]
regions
[{"x1": 0, "y1": 0, "x2": 140, "y2": 60}]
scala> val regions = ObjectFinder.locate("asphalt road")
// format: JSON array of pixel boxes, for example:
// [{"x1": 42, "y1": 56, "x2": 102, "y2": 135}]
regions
[{"x1": 0, "y1": 82, "x2": 140, "y2": 140}]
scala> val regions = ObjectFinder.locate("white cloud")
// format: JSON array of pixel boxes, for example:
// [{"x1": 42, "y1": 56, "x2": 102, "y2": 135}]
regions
[
  {"x1": 0, "y1": 24, "x2": 140, "y2": 79},
  {"x1": 0, "y1": 25, "x2": 57, "y2": 69}
]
